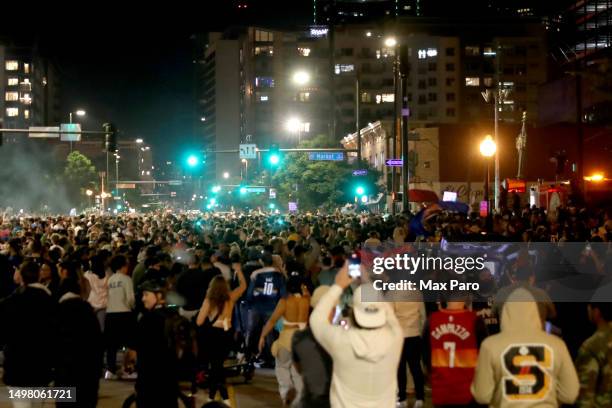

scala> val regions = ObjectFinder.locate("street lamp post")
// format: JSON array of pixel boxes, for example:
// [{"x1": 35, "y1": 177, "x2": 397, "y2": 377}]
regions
[
  {"x1": 480, "y1": 135, "x2": 497, "y2": 232},
  {"x1": 68, "y1": 109, "x2": 86, "y2": 153},
  {"x1": 85, "y1": 189, "x2": 93, "y2": 209},
  {"x1": 384, "y1": 36, "x2": 400, "y2": 214},
  {"x1": 241, "y1": 159, "x2": 248, "y2": 181}
]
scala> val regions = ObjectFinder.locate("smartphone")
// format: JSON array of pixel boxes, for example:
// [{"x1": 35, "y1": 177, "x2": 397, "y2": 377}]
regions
[{"x1": 348, "y1": 252, "x2": 361, "y2": 278}]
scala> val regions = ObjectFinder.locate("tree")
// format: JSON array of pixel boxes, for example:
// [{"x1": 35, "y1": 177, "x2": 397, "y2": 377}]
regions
[
  {"x1": 270, "y1": 135, "x2": 381, "y2": 210},
  {"x1": 64, "y1": 151, "x2": 97, "y2": 207}
]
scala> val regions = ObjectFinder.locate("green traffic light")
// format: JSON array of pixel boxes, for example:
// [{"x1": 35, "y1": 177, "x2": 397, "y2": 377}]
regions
[
  {"x1": 269, "y1": 203, "x2": 275, "y2": 209},
  {"x1": 239, "y1": 186, "x2": 247, "y2": 195},
  {"x1": 269, "y1": 154, "x2": 280, "y2": 166},
  {"x1": 186, "y1": 155, "x2": 199, "y2": 167},
  {"x1": 356, "y1": 186, "x2": 365, "y2": 196},
  {"x1": 211, "y1": 185, "x2": 221, "y2": 193}
]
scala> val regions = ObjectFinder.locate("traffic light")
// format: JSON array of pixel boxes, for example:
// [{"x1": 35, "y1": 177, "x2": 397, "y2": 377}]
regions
[
  {"x1": 103, "y1": 123, "x2": 117, "y2": 153},
  {"x1": 355, "y1": 185, "x2": 365, "y2": 196},
  {"x1": 187, "y1": 155, "x2": 199, "y2": 167},
  {"x1": 211, "y1": 185, "x2": 221, "y2": 193},
  {"x1": 239, "y1": 186, "x2": 247, "y2": 195},
  {"x1": 268, "y1": 143, "x2": 281, "y2": 167}
]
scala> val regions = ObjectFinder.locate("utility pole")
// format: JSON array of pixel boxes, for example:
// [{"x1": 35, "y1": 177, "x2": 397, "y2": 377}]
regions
[
  {"x1": 391, "y1": 43, "x2": 400, "y2": 215},
  {"x1": 355, "y1": 69, "x2": 361, "y2": 162},
  {"x1": 400, "y1": 43, "x2": 410, "y2": 213}
]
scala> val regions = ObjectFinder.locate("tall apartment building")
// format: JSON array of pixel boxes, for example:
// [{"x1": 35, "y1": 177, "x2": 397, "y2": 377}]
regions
[
  {"x1": 198, "y1": 27, "x2": 331, "y2": 182},
  {"x1": 332, "y1": 19, "x2": 546, "y2": 135},
  {"x1": 0, "y1": 41, "x2": 61, "y2": 144}
]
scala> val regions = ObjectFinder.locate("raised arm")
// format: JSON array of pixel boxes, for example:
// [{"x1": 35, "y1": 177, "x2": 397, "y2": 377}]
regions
[{"x1": 229, "y1": 263, "x2": 247, "y2": 303}]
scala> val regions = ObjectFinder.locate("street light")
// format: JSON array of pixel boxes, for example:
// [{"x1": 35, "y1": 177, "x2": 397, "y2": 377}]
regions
[
  {"x1": 292, "y1": 70, "x2": 310, "y2": 86},
  {"x1": 85, "y1": 189, "x2": 93, "y2": 197},
  {"x1": 286, "y1": 117, "x2": 304, "y2": 145},
  {"x1": 223, "y1": 172, "x2": 230, "y2": 179},
  {"x1": 135, "y1": 138, "x2": 143, "y2": 144},
  {"x1": 480, "y1": 135, "x2": 497, "y2": 158},
  {"x1": 384, "y1": 37, "x2": 397, "y2": 47},
  {"x1": 480, "y1": 135, "x2": 496, "y2": 231}
]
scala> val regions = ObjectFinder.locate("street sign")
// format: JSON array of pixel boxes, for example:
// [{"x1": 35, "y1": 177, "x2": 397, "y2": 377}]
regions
[
  {"x1": 28, "y1": 126, "x2": 59, "y2": 138},
  {"x1": 308, "y1": 152, "x2": 344, "y2": 161},
  {"x1": 116, "y1": 183, "x2": 136, "y2": 189},
  {"x1": 269, "y1": 188, "x2": 277, "y2": 199},
  {"x1": 385, "y1": 159, "x2": 403, "y2": 167},
  {"x1": 239, "y1": 144, "x2": 257, "y2": 159},
  {"x1": 352, "y1": 169, "x2": 368, "y2": 176},
  {"x1": 168, "y1": 180, "x2": 183, "y2": 186},
  {"x1": 288, "y1": 202, "x2": 298, "y2": 212},
  {"x1": 60, "y1": 123, "x2": 81, "y2": 142},
  {"x1": 246, "y1": 186, "x2": 266, "y2": 193}
]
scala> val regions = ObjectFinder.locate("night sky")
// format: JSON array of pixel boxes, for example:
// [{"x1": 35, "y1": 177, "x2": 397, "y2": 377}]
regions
[{"x1": 14, "y1": 0, "x2": 313, "y2": 164}]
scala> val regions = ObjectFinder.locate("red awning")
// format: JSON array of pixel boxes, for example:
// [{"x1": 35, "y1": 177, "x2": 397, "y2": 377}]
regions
[{"x1": 409, "y1": 189, "x2": 439, "y2": 203}]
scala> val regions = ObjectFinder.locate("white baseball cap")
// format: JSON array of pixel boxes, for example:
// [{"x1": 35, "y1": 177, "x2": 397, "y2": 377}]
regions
[{"x1": 352, "y1": 286, "x2": 386, "y2": 329}]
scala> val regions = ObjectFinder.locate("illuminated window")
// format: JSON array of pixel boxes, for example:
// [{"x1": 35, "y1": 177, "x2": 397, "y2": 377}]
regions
[
  {"x1": 298, "y1": 92, "x2": 311, "y2": 102},
  {"x1": 20, "y1": 93, "x2": 32, "y2": 105},
  {"x1": 24, "y1": 63, "x2": 30, "y2": 74},
  {"x1": 381, "y1": 94, "x2": 394, "y2": 103},
  {"x1": 255, "y1": 30, "x2": 274, "y2": 42},
  {"x1": 7, "y1": 78, "x2": 18, "y2": 86},
  {"x1": 297, "y1": 47, "x2": 311, "y2": 57},
  {"x1": 362, "y1": 92, "x2": 372, "y2": 103},
  {"x1": 483, "y1": 47, "x2": 496, "y2": 56},
  {"x1": 254, "y1": 46, "x2": 274, "y2": 55},
  {"x1": 256, "y1": 92, "x2": 269, "y2": 102},
  {"x1": 483, "y1": 77, "x2": 494, "y2": 87},
  {"x1": 465, "y1": 77, "x2": 480, "y2": 86},
  {"x1": 5, "y1": 61, "x2": 18, "y2": 71},
  {"x1": 6, "y1": 107, "x2": 18, "y2": 117},
  {"x1": 465, "y1": 46, "x2": 480, "y2": 56},
  {"x1": 334, "y1": 64, "x2": 354, "y2": 74},
  {"x1": 5, "y1": 92, "x2": 18, "y2": 101},
  {"x1": 24, "y1": 109, "x2": 30, "y2": 119},
  {"x1": 255, "y1": 77, "x2": 274, "y2": 88},
  {"x1": 303, "y1": 122, "x2": 311, "y2": 132}
]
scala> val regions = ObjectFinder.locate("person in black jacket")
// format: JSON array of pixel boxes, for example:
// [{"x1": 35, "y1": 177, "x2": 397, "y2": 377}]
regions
[
  {"x1": 54, "y1": 278, "x2": 103, "y2": 408},
  {"x1": 0, "y1": 261, "x2": 56, "y2": 396},
  {"x1": 128, "y1": 280, "x2": 190, "y2": 408}
]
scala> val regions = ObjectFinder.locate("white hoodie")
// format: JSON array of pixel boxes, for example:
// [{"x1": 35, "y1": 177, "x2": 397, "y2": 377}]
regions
[
  {"x1": 310, "y1": 284, "x2": 403, "y2": 408},
  {"x1": 471, "y1": 287, "x2": 579, "y2": 408}
]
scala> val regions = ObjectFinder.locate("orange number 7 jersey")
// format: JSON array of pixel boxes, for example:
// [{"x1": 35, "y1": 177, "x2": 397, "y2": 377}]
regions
[{"x1": 429, "y1": 309, "x2": 479, "y2": 405}]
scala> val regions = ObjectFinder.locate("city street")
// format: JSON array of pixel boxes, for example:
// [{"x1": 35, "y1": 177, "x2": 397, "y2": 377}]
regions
[{"x1": 0, "y1": 370, "x2": 283, "y2": 408}]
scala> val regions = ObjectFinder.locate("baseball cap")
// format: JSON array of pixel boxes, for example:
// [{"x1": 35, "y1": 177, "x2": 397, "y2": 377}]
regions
[{"x1": 352, "y1": 286, "x2": 386, "y2": 329}]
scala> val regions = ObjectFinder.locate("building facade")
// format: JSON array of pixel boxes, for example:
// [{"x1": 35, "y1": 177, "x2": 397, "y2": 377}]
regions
[{"x1": 0, "y1": 41, "x2": 61, "y2": 144}]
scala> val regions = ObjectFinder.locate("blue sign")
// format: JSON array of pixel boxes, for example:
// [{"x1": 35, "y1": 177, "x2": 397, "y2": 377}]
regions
[
  {"x1": 352, "y1": 169, "x2": 368, "y2": 176},
  {"x1": 385, "y1": 159, "x2": 403, "y2": 167},
  {"x1": 308, "y1": 152, "x2": 344, "y2": 161}
]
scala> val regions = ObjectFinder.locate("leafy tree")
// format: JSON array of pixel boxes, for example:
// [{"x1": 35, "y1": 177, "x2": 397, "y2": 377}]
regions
[
  {"x1": 64, "y1": 151, "x2": 97, "y2": 207},
  {"x1": 270, "y1": 135, "x2": 381, "y2": 210}
]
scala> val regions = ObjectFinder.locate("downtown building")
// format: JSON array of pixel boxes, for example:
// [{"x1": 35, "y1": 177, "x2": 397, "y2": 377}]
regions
[
  {"x1": 197, "y1": 26, "x2": 332, "y2": 183},
  {"x1": 0, "y1": 39, "x2": 61, "y2": 144},
  {"x1": 196, "y1": 17, "x2": 547, "y2": 183}
]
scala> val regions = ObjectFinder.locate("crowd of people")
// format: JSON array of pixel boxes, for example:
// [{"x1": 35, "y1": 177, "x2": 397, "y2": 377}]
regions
[{"x1": 0, "y1": 203, "x2": 609, "y2": 408}]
